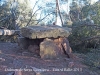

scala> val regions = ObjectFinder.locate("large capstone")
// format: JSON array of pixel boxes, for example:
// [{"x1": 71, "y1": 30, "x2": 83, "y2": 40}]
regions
[{"x1": 21, "y1": 25, "x2": 71, "y2": 39}]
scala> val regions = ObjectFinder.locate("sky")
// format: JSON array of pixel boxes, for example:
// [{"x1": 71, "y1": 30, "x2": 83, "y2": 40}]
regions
[
  {"x1": 0, "y1": 0, "x2": 99, "y2": 25},
  {"x1": 29, "y1": 0, "x2": 99, "y2": 16},
  {"x1": 29, "y1": 0, "x2": 99, "y2": 25}
]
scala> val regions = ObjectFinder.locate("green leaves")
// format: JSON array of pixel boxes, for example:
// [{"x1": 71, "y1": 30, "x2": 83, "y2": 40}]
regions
[{"x1": 82, "y1": 2, "x2": 100, "y2": 24}]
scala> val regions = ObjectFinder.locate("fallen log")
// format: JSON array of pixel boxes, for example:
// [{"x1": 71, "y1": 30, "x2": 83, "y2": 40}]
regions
[{"x1": 0, "y1": 29, "x2": 20, "y2": 35}]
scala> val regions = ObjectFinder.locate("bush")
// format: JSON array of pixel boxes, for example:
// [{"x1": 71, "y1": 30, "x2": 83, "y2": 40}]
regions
[
  {"x1": 82, "y1": 48, "x2": 100, "y2": 69},
  {"x1": 68, "y1": 21, "x2": 100, "y2": 52}
]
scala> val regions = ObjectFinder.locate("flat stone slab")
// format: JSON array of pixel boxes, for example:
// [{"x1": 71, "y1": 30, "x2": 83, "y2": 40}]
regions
[{"x1": 21, "y1": 25, "x2": 71, "y2": 39}]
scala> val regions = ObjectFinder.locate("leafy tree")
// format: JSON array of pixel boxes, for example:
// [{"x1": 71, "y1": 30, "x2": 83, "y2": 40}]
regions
[
  {"x1": 0, "y1": 0, "x2": 37, "y2": 30},
  {"x1": 82, "y1": 1, "x2": 100, "y2": 24},
  {"x1": 0, "y1": 0, "x2": 38, "y2": 42}
]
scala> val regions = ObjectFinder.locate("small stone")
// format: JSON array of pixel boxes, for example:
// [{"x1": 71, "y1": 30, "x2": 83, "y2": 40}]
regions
[
  {"x1": 21, "y1": 25, "x2": 71, "y2": 39},
  {"x1": 68, "y1": 62, "x2": 74, "y2": 68}
]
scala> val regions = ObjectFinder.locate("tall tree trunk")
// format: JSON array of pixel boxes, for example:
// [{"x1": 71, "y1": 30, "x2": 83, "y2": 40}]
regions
[{"x1": 56, "y1": 0, "x2": 63, "y2": 26}]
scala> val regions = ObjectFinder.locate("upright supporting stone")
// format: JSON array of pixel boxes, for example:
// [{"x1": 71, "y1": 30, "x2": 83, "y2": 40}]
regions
[
  {"x1": 53, "y1": 37, "x2": 72, "y2": 58},
  {"x1": 40, "y1": 39, "x2": 62, "y2": 59}
]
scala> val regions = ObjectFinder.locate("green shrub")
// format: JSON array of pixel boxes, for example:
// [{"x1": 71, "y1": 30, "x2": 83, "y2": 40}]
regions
[
  {"x1": 83, "y1": 48, "x2": 100, "y2": 68},
  {"x1": 68, "y1": 21, "x2": 100, "y2": 52}
]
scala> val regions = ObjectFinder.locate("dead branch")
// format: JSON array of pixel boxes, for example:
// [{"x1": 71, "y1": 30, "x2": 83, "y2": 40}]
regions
[
  {"x1": 0, "y1": 29, "x2": 20, "y2": 35},
  {"x1": 26, "y1": 7, "x2": 42, "y2": 26},
  {"x1": 73, "y1": 36, "x2": 100, "y2": 46},
  {"x1": 36, "y1": 12, "x2": 53, "y2": 25},
  {"x1": 26, "y1": 0, "x2": 40, "y2": 26}
]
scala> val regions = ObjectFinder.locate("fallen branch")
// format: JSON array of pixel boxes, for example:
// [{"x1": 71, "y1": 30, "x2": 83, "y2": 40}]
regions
[
  {"x1": 0, "y1": 29, "x2": 20, "y2": 35},
  {"x1": 71, "y1": 24, "x2": 100, "y2": 28},
  {"x1": 36, "y1": 12, "x2": 53, "y2": 25},
  {"x1": 73, "y1": 36, "x2": 100, "y2": 46}
]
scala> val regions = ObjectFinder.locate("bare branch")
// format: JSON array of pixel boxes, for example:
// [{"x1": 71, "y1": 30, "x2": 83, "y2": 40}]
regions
[
  {"x1": 32, "y1": 0, "x2": 40, "y2": 12},
  {"x1": 26, "y1": 7, "x2": 42, "y2": 26},
  {"x1": 0, "y1": 29, "x2": 20, "y2": 35},
  {"x1": 26, "y1": 0, "x2": 41, "y2": 26},
  {"x1": 36, "y1": 12, "x2": 53, "y2": 25}
]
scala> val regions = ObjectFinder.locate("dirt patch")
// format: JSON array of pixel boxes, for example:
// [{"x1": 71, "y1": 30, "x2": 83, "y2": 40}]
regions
[{"x1": 0, "y1": 43, "x2": 99, "y2": 75}]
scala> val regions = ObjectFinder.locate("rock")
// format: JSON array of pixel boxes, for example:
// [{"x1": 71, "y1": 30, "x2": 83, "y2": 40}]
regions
[
  {"x1": 58, "y1": 37, "x2": 72, "y2": 53},
  {"x1": 21, "y1": 25, "x2": 71, "y2": 39},
  {"x1": 68, "y1": 62, "x2": 74, "y2": 68},
  {"x1": 17, "y1": 37, "x2": 29, "y2": 50},
  {"x1": 6, "y1": 72, "x2": 14, "y2": 75},
  {"x1": 40, "y1": 40, "x2": 62, "y2": 59},
  {"x1": 14, "y1": 71, "x2": 22, "y2": 75},
  {"x1": 53, "y1": 37, "x2": 72, "y2": 58},
  {"x1": 28, "y1": 45, "x2": 40, "y2": 56}
]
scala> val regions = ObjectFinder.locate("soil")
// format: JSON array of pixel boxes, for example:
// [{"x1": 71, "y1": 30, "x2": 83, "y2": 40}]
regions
[{"x1": 0, "y1": 43, "x2": 99, "y2": 75}]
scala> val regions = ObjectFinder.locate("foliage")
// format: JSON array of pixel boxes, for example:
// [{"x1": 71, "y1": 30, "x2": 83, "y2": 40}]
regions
[
  {"x1": 0, "y1": 0, "x2": 38, "y2": 42},
  {"x1": 77, "y1": 47, "x2": 100, "y2": 74},
  {"x1": 68, "y1": 21, "x2": 100, "y2": 52},
  {"x1": 83, "y1": 48, "x2": 100, "y2": 68},
  {"x1": 82, "y1": 2, "x2": 100, "y2": 24},
  {"x1": 0, "y1": 0, "x2": 37, "y2": 30}
]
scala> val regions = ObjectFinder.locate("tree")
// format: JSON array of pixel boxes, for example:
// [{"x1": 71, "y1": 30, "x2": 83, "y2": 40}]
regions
[
  {"x1": 0, "y1": 0, "x2": 37, "y2": 30},
  {"x1": 70, "y1": 0, "x2": 82, "y2": 21},
  {"x1": 82, "y1": 1, "x2": 100, "y2": 24},
  {"x1": 0, "y1": 0, "x2": 38, "y2": 42}
]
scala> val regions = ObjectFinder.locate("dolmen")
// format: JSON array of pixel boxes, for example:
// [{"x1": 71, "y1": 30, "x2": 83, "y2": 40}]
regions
[{"x1": 18, "y1": 25, "x2": 72, "y2": 60}]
